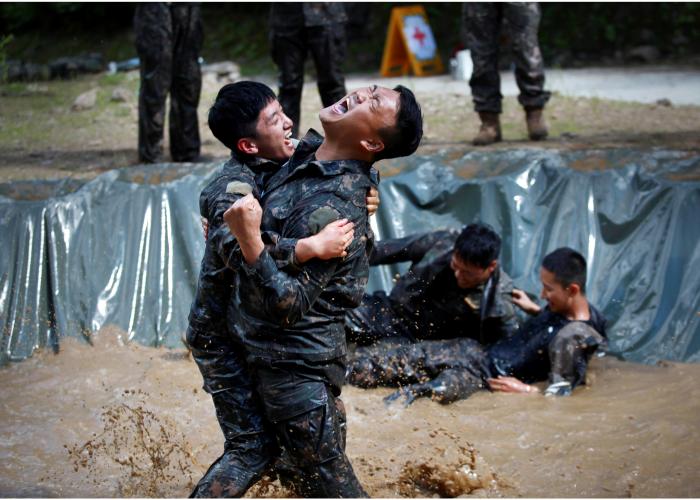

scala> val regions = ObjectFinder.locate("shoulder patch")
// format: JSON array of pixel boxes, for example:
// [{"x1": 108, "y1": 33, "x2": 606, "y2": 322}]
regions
[
  {"x1": 308, "y1": 207, "x2": 340, "y2": 234},
  {"x1": 226, "y1": 181, "x2": 253, "y2": 196}
]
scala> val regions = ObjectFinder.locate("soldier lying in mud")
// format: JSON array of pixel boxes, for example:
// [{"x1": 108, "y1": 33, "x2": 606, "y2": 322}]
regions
[{"x1": 347, "y1": 247, "x2": 607, "y2": 405}]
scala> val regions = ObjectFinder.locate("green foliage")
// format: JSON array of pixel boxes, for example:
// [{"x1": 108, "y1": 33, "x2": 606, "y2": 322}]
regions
[{"x1": 0, "y1": 33, "x2": 14, "y2": 82}]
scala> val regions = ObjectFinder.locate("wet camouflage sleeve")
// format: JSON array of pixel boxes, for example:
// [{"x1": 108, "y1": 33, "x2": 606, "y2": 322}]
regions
[
  {"x1": 369, "y1": 229, "x2": 455, "y2": 266},
  {"x1": 240, "y1": 192, "x2": 365, "y2": 326}
]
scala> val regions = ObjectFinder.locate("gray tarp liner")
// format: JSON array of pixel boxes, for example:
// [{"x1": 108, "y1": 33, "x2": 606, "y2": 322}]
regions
[{"x1": 1, "y1": 149, "x2": 699, "y2": 367}]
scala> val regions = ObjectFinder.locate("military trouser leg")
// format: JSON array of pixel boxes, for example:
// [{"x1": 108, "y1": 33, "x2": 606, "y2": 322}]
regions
[
  {"x1": 169, "y1": 4, "x2": 203, "y2": 162},
  {"x1": 548, "y1": 322, "x2": 605, "y2": 389},
  {"x1": 271, "y1": 26, "x2": 307, "y2": 137},
  {"x1": 307, "y1": 24, "x2": 347, "y2": 109},
  {"x1": 252, "y1": 359, "x2": 368, "y2": 498},
  {"x1": 463, "y1": 3, "x2": 503, "y2": 113},
  {"x1": 135, "y1": 3, "x2": 173, "y2": 163},
  {"x1": 503, "y1": 2, "x2": 551, "y2": 110},
  {"x1": 349, "y1": 338, "x2": 489, "y2": 404},
  {"x1": 186, "y1": 328, "x2": 278, "y2": 497}
]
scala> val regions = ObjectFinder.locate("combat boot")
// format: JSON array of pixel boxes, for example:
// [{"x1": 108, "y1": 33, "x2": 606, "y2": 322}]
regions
[
  {"x1": 473, "y1": 112, "x2": 502, "y2": 146},
  {"x1": 526, "y1": 108, "x2": 548, "y2": 141}
]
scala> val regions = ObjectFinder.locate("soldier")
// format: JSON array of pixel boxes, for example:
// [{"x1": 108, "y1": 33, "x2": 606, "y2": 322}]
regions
[
  {"x1": 347, "y1": 247, "x2": 607, "y2": 404},
  {"x1": 225, "y1": 84, "x2": 423, "y2": 497},
  {"x1": 134, "y1": 3, "x2": 203, "y2": 163},
  {"x1": 187, "y1": 81, "x2": 379, "y2": 497},
  {"x1": 269, "y1": 2, "x2": 348, "y2": 137},
  {"x1": 463, "y1": 2, "x2": 551, "y2": 145},
  {"x1": 346, "y1": 223, "x2": 519, "y2": 348}
]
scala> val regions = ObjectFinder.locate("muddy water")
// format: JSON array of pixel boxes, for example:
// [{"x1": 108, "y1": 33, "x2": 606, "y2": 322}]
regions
[{"x1": 1, "y1": 326, "x2": 698, "y2": 498}]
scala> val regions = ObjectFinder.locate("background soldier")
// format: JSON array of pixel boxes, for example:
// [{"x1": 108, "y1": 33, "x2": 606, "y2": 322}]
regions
[
  {"x1": 269, "y1": 2, "x2": 348, "y2": 137},
  {"x1": 346, "y1": 223, "x2": 519, "y2": 347},
  {"x1": 463, "y1": 2, "x2": 551, "y2": 145},
  {"x1": 134, "y1": 3, "x2": 203, "y2": 163}
]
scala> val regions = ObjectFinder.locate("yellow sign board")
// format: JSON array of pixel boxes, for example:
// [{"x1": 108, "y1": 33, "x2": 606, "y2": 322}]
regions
[{"x1": 380, "y1": 5, "x2": 444, "y2": 77}]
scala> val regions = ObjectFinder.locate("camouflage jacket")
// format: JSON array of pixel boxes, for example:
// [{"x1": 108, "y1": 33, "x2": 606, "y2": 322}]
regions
[
  {"x1": 370, "y1": 229, "x2": 519, "y2": 345},
  {"x1": 188, "y1": 154, "x2": 295, "y2": 335},
  {"x1": 269, "y1": 2, "x2": 347, "y2": 29},
  {"x1": 230, "y1": 129, "x2": 379, "y2": 361}
]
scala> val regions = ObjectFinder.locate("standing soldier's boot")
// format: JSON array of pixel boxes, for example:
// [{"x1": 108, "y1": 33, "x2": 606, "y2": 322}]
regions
[
  {"x1": 526, "y1": 107, "x2": 548, "y2": 141},
  {"x1": 473, "y1": 112, "x2": 502, "y2": 146}
]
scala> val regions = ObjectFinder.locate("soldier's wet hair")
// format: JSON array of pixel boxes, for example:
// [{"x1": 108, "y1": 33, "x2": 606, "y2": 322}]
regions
[
  {"x1": 208, "y1": 81, "x2": 277, "y2": 153},
  {"x1": 375, "y1": 85, "x2": 423, "y2": 161},
  {"x1": 542, "y1": 247, "x2": 587, "y2": 294},
  {"x1": 454, "y1": 223, "x2": 501, "y2": 268}
]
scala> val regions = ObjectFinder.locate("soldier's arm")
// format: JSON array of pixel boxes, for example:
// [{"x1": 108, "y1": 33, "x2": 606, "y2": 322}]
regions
[
  {"x1": 369, "y1": 230, "x2": 454, "y2": 266},
  {"x1": 226, "y1": 194, "x2": 358, "y2": 326}
]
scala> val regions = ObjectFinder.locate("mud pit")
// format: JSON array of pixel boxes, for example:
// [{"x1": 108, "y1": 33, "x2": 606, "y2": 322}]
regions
[{"x1": 0, "y1": 326, "x2": 698, "y2": 498}]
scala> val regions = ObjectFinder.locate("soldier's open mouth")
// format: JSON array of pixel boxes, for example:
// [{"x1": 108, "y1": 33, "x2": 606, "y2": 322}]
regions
[{"x1": 333, "y1": 97, "x2": 350, "y2": 115}]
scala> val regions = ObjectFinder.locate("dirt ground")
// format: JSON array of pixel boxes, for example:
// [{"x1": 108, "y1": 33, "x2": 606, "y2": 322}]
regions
[
  {"x1": 1, "y1": 70, "x2": 699, "y2": 182},
  {"x1": 0, "y1": 329, "x2": 698, "y2": 498}
]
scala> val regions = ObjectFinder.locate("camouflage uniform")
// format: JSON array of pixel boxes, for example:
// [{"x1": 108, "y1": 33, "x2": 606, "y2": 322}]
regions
[
  {"x1": 228, "y1": 129, "x2": 374, "y2": 497},
  {"x1": 269, "y1": 3, "x2": 347, "y2": 137},
  {"x1": 462, "y1": 2, "x2": 551, "y2": 113},
  {"x1": 345, "y1": 229, "x2": 519, "y2": 347},
  {"x1": 134, "y1": 3, "x2": 203, "y2": 163},
  {"x1": 347, "y1": 305, "x2": 607, "y2": 404},
  {"x1": 187, "y1": 154, "x2": 297, "y2": 497}
]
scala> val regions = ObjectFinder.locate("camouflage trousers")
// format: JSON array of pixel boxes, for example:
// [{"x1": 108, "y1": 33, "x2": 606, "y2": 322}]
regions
[
  {"x1": 347, "y1": 322, "x2": 604, "y2": 404},
  {"x1": 462, "y1": 2, "x2": 551, "y2": 113},
  {"x1": 186, "y1": 327, "x2": 278, "y2": 497},
  {"x1": 270, "y1": 24, "x2": 347, "y2": 137},
  {"x1": 248, "y1": 354, "x2": 368, "y2": 498},
  {"x1": 134, "y1": 3, "x2": 202, "y2": 163}
]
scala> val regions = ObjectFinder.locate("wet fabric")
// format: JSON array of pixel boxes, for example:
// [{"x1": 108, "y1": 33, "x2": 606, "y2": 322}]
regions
[
  {"x1": 229, "y1": 130, "x2": 379, "y2": 362},
  {"x1": 347, "y1": 313, "x2": 607, "y2": 404},
  {"x1": 463, "y1": 2, "x2": 550, "y2": 112},
  {"x1": 1, "y1": 148, "x2": 699, "y2": 367},
  {"x1": 489, "y1": 304, "x2": 607, "y2": 384},
  {"x1": 345, "y1": 229, "x2": 518, "y2": 346},
  {"x1": 134, "y1": 3, "x2": 203, "y2": 162},
  {"x1": 270, "y1": 3, "x2": 347, "y2": 137}
]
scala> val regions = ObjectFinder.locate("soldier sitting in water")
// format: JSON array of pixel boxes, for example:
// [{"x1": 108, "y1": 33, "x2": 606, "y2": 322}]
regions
[
  {"x1": 347, "y1": 247, "x2": 607, "y2": 404},
  {"x1": 346, "y1": 222, "x2": 519, "y2": 347}
]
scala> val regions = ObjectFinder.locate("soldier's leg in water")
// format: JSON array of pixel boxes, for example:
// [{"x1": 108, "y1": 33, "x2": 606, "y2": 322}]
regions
[
  {"x1": 384, "y1": 368, "x2": 485, "y2": 406},
  {"x1": 347, "y1": 341, "x2": 429, "y2": 388},
  {"x1": 187, "y1": 329, "x2": 277, "y2": 497},
  {"x1": 275, "y1": 389, "x2": 368, "y2": 498},
  {"x1": 546, "y1": 322, "x2": 605, "y2": 396}
]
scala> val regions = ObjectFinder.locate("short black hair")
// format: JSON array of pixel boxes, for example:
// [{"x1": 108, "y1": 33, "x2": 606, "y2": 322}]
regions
[
  {"x1": 542, "y1": 247, "x2": 587, "y2": 294},
  {"x1": 374, "y1": 85, "x2": 423, "y2": 161},
  {"x1": 453, "y1": 223, "x2": 501, "y2": 268},
  {"x1": 208, "y1": 81, "x2": 276, "y2": 152}
]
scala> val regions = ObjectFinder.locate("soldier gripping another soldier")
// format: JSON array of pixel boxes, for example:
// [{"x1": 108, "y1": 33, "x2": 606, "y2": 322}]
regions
[{"x1": 187, "y1": 80, "x2": 422, "y2": 497}]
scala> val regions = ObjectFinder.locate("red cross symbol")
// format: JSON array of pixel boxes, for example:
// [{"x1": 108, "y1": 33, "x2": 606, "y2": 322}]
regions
[{"x1": 412, "y1": 26, "x2": 426, "y2": 47}]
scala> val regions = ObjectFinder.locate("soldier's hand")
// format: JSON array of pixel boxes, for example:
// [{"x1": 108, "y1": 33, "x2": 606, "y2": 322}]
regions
[
  {"x1": 511, "y1": 289, "x2": 541, "y2": 315},
  {"x1": 201, "y1": 217, "x2": 209, "y2": 241},
  {"x1": 315, "y1": 219, "x2": 355, "y2": 259},
  {"x1": 366, "y1": 186, "x2": 380, "y2": 216},
  {"x1": 224, "y1": 194, "x2": 262, "y2": 240},
  {"x1": 487, "y1": 376, "x2": 539, "y2": 394}
]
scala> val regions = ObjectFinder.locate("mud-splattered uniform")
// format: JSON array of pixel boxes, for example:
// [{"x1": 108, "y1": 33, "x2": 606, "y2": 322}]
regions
[
  {"x1": 346, "y1": 230, "x2": 519, "y2": 347},
  {"x1": 187, "y1": 154, "x2": 296, "y2": 497},
  {"x1": 134, "y1": 3, "x2": 203, "y2": 163},
  {"x1": 462, "y1": 2, "x2": 551, "y2": 113},
  {"x1": 269, "y1": 3, "x2": 347, "y2": 136},
  {"x1": 229, "y1": 130, "x2": 375, "y2": 497},
  {"x1": 347, "y1": 304, "x2": 607, "y2": 404}
]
